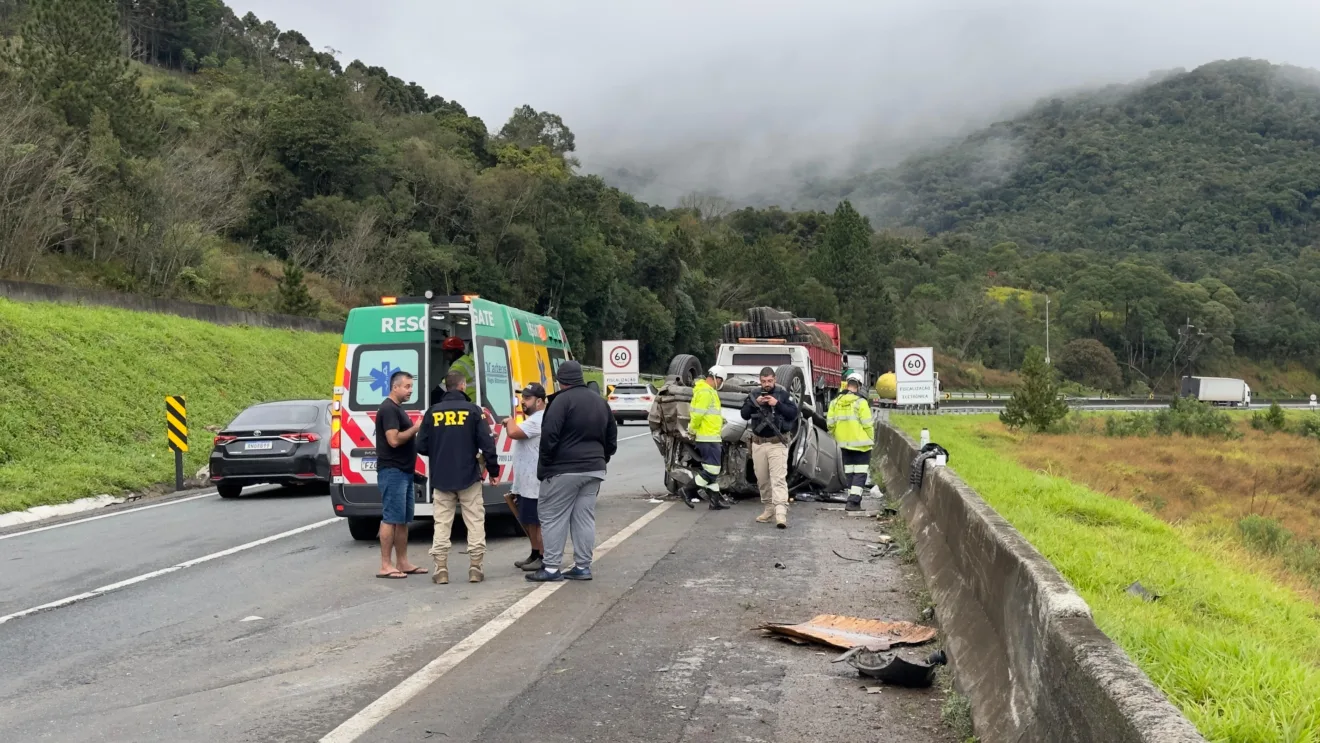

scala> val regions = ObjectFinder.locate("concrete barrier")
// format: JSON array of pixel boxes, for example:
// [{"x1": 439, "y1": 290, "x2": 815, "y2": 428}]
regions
[
  {"x1": 872, "y1": 422, "x2": 1206, "y2": 743},
  {"x1": 0, "y1": 279, "x2": 344, "y2": 334}
]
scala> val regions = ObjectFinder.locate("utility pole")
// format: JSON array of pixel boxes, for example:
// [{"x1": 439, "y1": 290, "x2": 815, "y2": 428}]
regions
[{"x1": 1044, "y1": 294, "x2": 1051, "y2": 365}]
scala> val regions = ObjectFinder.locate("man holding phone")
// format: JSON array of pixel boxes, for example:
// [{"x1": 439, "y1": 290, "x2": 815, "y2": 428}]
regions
[
  {"x1": 504, "y1": 383, "x2": 548, "y2": 571},
  {"x1": 740, "y1": 367, "x2": 799, "y2": 529}
]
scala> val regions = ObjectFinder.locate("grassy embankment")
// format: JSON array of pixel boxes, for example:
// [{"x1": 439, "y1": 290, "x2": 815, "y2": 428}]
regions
[
  {"x1": 892, "y1": 414, "x2": 1320, "y2": 743},
  {"x1": 0, "y1": 298, "x2": 339, "y2": 513}
]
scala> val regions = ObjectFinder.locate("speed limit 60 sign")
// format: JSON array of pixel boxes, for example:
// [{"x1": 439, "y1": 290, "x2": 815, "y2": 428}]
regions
[
  {"x1": 894, "y1": 346, "x2": 935, "y2": 405},
  {"x1": 602, "y1": 340, "x2": 639, "y2": 386},
  {"x1": 896, "y1": 347, "x2": 934, "y2": 382}
]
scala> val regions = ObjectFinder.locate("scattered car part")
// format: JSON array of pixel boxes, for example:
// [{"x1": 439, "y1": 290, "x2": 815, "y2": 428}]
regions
[
  {"x1": 833, "y1": 647, "x2": 949, "y2": 688},
  {"x1": 757, "y1": 614, "x2": 937, "y2": 652}
]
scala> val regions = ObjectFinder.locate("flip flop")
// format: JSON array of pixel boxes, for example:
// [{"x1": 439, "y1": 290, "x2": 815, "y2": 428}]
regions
[
  {"x1": 376, "y1": 571, "x2": 407, "y2": 579},
  {"x1": 399, "y1": 567, "x2": 428, "y2": 574}
]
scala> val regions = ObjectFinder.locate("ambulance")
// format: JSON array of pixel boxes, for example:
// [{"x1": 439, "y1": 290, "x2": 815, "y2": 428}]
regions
[{"x1": 329, "y1": 293, "x2": 573, "y2": 540}]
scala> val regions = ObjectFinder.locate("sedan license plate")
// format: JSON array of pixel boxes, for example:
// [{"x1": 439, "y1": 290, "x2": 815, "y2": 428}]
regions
[
  {"x1": 244, "y1": 441, "x2": 274, "y2": 451},
  {"x1": 361, "y1": 458, "x2": 377, "y2": 472}
]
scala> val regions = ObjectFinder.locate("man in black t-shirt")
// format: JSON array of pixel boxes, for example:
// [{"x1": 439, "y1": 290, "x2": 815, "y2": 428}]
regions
[{"x1": 375, "y1": 370, "x2": 424, "y2": 579}]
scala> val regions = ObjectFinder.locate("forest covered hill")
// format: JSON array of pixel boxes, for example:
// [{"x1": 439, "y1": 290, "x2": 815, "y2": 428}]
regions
[{"x1": 2, "y1": 1, "x2": 1320, "y2": 393}]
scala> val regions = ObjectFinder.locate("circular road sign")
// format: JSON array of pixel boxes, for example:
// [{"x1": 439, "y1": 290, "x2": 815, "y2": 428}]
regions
[
  {"x1": 609, "y1": 345, "x2": 633, "y2": 369},
  {"x1": 902, "y1": 353, "x2": 927, "y2": 378}
]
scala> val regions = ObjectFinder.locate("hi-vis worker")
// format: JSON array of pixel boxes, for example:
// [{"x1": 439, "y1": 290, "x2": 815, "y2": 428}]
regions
[
  {"x1": 442, "y1": 336, "x2": 476, "y2": 401},
  {"x1": 687, "y1": 366, "x2": 730, "y2": 510},
  {"x1": 828, "y1": 371, "x2": 874, "y2": 512}
]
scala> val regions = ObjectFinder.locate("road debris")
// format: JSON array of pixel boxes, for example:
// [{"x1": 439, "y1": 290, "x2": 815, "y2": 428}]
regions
[
  {"x1": 774, "y1": 562, "x2": 786, "y2": 569},
  {"x1": 832, "y1": 549, "x2": 865, "y2": 562},
  {"x1": 757, "y1": 614, "x2": 937, "y2": 651},
  {"x1": 834, "y1": 647, "x2": 948, "y2": 688},
  {"x1": 1125, "y1": 581, "x2": 1161, "y2": 602},
  {"x1": 865, "y1": 686, "x2": 883, "y2": 694},
  {"x1": 240, "y1": 616, "x2": 263, "y2": 622}
]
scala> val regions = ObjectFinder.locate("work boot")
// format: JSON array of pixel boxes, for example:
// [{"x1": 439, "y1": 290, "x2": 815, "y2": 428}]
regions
[
  {"x1": 469, "y1": 554, "x2": 484, "y2": 583},
  {"x1": 756, "y1": 504, "x2": 775, "y2": 523},
  {"x1": 707, "y1": 490, "x2": 728, "y2": 510},
  {"x1": 845, "y1": 495, "x2": 863, "y2": 512},
  {"x1": 432, "y1": 557, "x2": 449, "y2": 585},
  {"x1": 774, "y1": 505, "x2": 788, "y2": 529}
]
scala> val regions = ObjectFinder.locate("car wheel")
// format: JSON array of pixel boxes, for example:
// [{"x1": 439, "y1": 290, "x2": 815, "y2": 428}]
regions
[
  {"x1": 666, "y1": 354, "x2": 702, "y2": 387},
  {"x1": 616, "y1": 416, "x2": 624, "y2": 426},
  {"x1": 217, "y1": 483, "x2": 243, "y2": 499},
  {"x1": 347, "y1": 517, "x2": 381, "y2": 541}
]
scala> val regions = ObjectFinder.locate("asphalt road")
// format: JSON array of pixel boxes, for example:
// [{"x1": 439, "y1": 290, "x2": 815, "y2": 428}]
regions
[{"x1": 0, "y1": 425, "x2": 953, "y2": 743}]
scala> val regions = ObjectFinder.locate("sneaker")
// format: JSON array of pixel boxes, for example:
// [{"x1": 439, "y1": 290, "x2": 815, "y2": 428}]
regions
[
  {"x1": 563, "y1": 566, "x2": 593, "y2": 581},
  {"x1": 525, "y1": 569, "x2": 565, "y2": 583},
  {"x1": 514, "y1": 551, "x2": 539, "y2": 568},
  {"x1": 521, "y1": 557, "x2": 544, "y2": 571}
]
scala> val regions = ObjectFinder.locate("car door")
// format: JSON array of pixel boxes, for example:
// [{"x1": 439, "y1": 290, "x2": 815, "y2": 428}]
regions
[{"x1": 788, "y1": 408, "x2": 845, "y2": 492}]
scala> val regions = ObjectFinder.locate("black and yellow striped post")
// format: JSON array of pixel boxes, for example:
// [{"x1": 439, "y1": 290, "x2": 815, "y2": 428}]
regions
[{"x1": 166, "y1": 395, "x2": 188, "y2": 491}]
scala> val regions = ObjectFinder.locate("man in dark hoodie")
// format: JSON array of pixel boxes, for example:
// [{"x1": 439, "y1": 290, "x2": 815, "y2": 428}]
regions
[
  {"x1": 417, "y1": 370, "x2": 500, "y2": 585},
  {"x1": 526, "y1": 361, "x2": 618, "y2": 582}
]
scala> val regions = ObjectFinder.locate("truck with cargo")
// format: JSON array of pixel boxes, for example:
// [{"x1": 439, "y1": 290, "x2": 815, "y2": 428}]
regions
[
  {"x1": 720, "y1": 308, "x2": 842, "y2": 405},
  {"x1": 1180, "y1": 376, "x2": 1251, "y2": 407}
]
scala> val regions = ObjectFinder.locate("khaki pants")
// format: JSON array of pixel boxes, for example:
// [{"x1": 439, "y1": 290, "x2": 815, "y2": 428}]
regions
[
  {"x1": 429, "y1": 481, "x2": 485, "y2": 562},
  {"x1": 751, "y1": 441, "x2": 789, "y2": 507}
]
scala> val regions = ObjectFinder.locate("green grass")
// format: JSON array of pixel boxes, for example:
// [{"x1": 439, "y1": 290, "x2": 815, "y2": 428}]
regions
[
  {"x1": 893, "y1": 415, "x2": 1320, "y2": 743},
  {"x1": 0, "y1": 299, "x2": 340, "y2": 513}
]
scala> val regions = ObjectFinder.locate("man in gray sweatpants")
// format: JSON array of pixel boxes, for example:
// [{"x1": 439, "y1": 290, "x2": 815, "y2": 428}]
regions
[{"x1": 526, "y1": 361, "x2": 619, "y2": 582}]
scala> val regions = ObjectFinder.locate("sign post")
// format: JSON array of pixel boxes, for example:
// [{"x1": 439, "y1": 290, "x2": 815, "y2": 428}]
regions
[
  {"x1": 602, "y1": 340, "x2": 640, "y2": 386},
  {"x1": 166, "y1": 395, "x2": 188, "y2": 491},
  {"x1": 894, "y1": 347, "x2": 936, "y2": 407}
]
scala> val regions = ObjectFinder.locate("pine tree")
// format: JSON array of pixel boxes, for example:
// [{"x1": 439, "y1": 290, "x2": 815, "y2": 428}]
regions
[
  {"x1": 13, "y1": 0, "x2": 155, "y2": 149},
  {"x1": 277, "y1": 263, "x2": 319, "y2": 317},
  {"x1": 1000, "y1": 346, "x2": 1069, "y2": 431},
  {"x1": 813, "y1": 200, "x2": 872, "y2": 292}
]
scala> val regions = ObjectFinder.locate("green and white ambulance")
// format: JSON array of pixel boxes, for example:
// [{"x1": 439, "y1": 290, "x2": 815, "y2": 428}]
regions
[{"x1": 329, "y1": 293, "x2": 573, "y2": 540}]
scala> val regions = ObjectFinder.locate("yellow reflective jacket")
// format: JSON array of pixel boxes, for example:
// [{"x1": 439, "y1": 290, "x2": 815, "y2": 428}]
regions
[
  {"x1": 827, "y1": 391, "x2": 874, "y2": 451},
  {"x1": 688, "y1": 379, "x2": 723, "y2": 443},
  {"x1": 451, "y1": 353, "x2": 476, "y2": 401}
]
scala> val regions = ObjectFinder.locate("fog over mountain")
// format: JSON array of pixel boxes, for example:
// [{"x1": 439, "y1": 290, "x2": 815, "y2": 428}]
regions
[{"x1": 233, "y1": 0, "x2": 1320, "y2": 207}]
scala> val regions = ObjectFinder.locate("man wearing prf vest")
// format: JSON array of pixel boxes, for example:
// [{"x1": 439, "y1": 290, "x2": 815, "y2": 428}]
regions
[
  {"x1": 416, "y1": 370, "x2": 500, "y2": 584},
  {"x1": 828, "y1": 371, "x2": 875, "y2": 512}
]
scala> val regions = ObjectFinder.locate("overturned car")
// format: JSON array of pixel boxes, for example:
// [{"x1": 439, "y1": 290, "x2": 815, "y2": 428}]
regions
[{"x1": 648, "y1": 352, "x2": 847, "y2": 501}]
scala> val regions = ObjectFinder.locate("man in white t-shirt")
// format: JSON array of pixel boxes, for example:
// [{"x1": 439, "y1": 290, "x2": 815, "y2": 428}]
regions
[{"x1": 504, "y1": 383, "x2": 547, "y2": 571}]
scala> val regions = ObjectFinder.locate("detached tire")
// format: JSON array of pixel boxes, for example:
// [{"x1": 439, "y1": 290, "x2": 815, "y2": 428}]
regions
[
  {"x1": 775, "y1": 364, "x2": 806, "y2": 401},
  {"x1": 667, "y1": 354, "x2": 702, "y2": 386},
  {"x1": 217, "y1": 483, "x2": 243, "y2": 499}
]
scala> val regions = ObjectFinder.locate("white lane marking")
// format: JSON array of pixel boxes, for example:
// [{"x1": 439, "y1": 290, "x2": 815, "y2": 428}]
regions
[
  {"x1": 0, "y1": 492, "x2": 219, "y2": 541},
  {"x1": 320, "y1": 501, "x2": 675, "y2": 743},
  {"x1": 0, "y1": 518, "x2": 338, "y2": 625},
  {"x1": 619, "y1": 432, "x2": 651, "y2": 441}
]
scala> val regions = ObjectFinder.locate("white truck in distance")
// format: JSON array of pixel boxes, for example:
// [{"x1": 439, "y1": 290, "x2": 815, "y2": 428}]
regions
[{"x1": 1180, "y1": 376, "x2": 1251, "y2": 407}]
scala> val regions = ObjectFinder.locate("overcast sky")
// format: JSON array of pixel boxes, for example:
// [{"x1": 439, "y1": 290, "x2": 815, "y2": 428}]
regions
[{"x1": 231, "y1": 0, "x2": 1320, "y2": 206}]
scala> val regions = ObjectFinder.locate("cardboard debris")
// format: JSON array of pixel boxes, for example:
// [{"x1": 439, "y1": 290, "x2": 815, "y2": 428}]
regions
[{"x1": 757, "y1": 614, "x2": 937, "y2": 651}]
